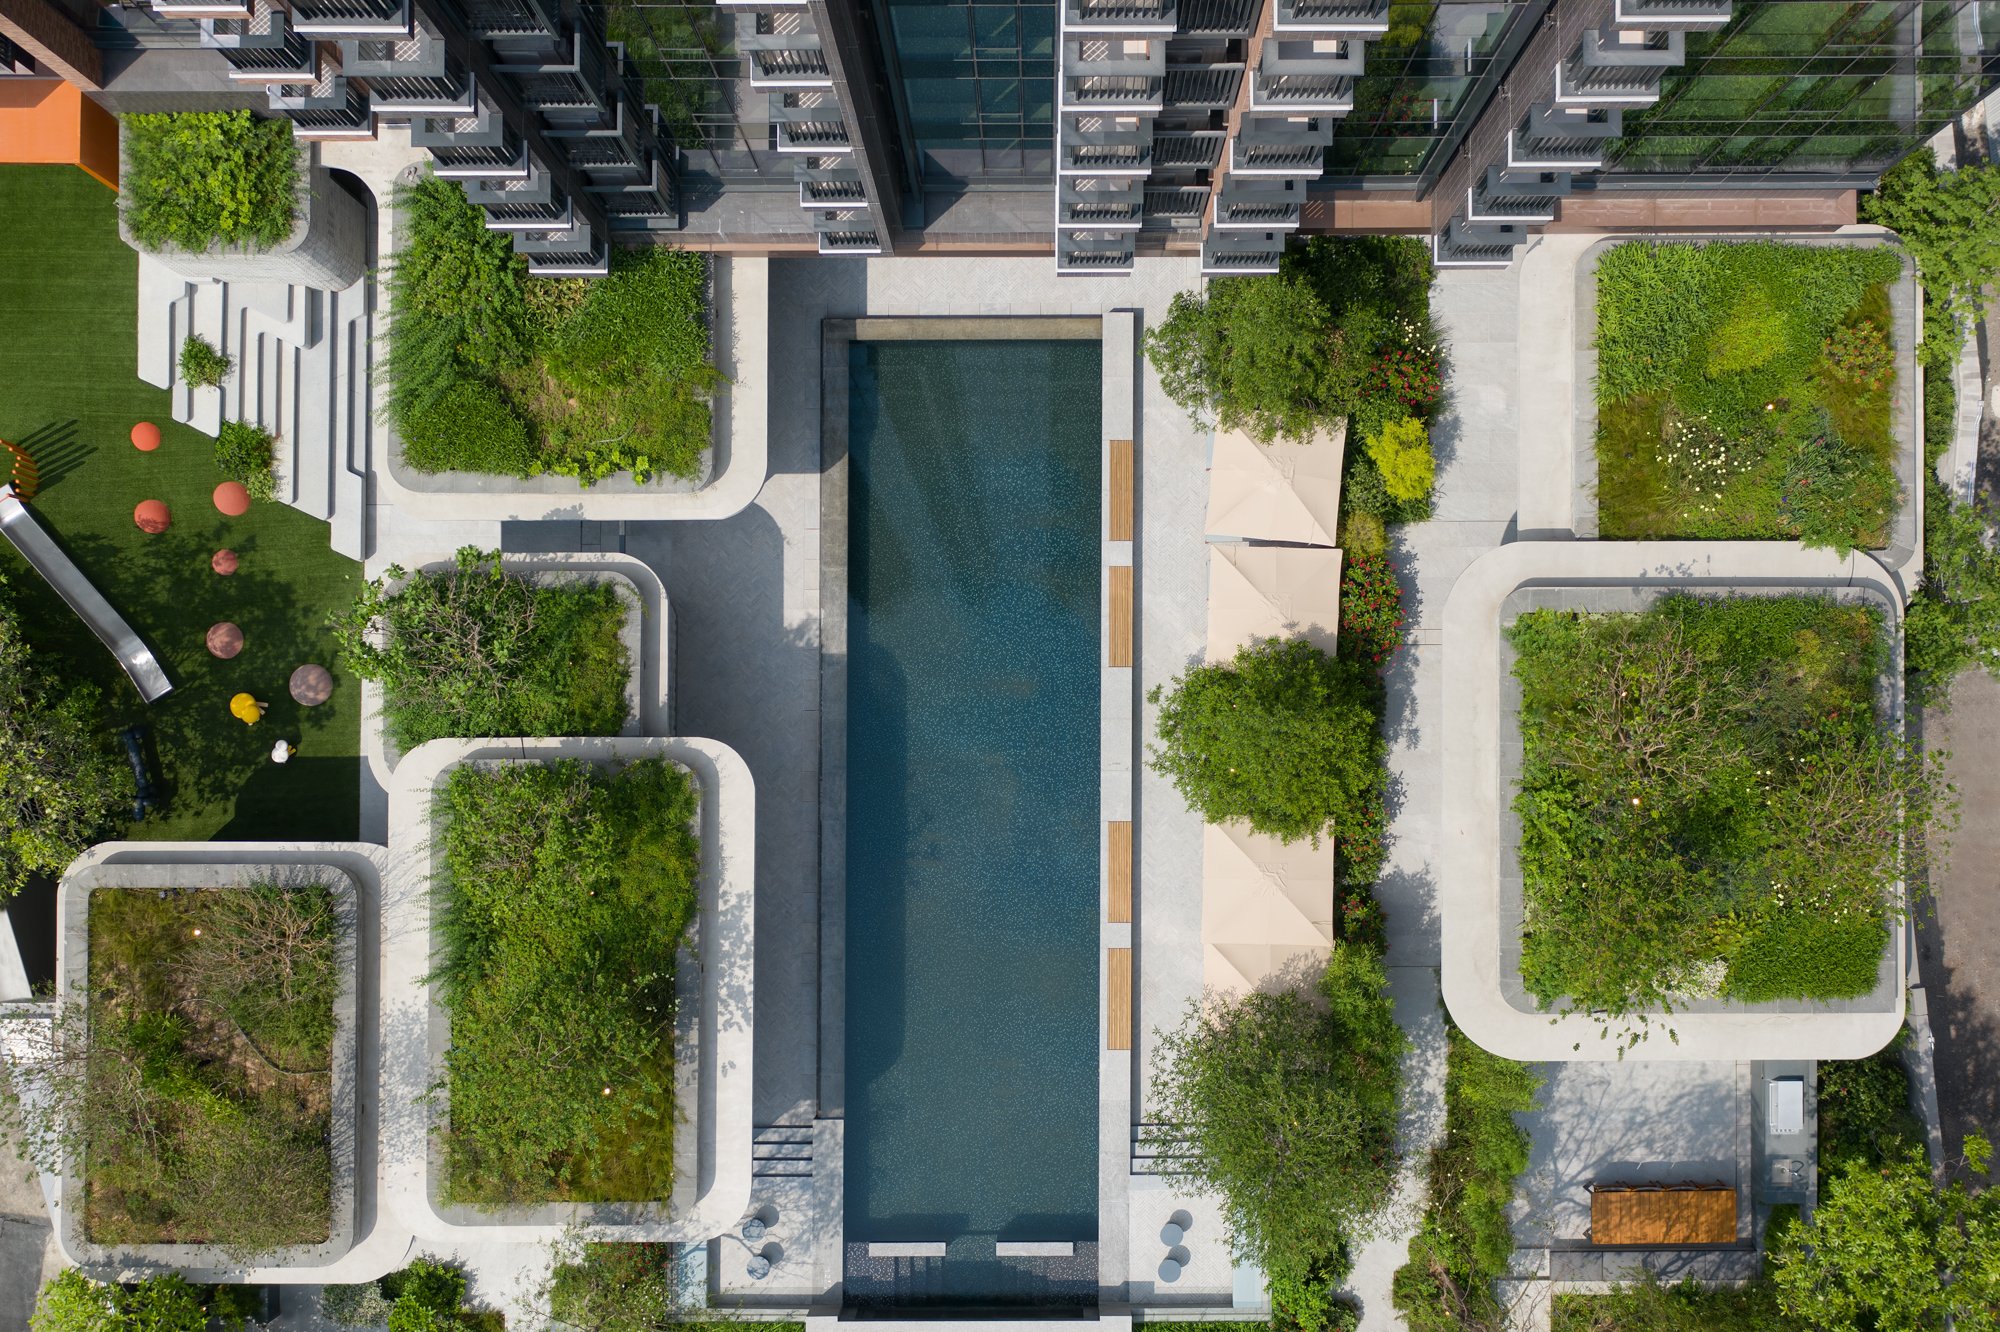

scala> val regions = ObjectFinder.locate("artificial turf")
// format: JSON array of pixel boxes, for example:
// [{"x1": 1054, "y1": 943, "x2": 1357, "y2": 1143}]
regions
[{"x1": 0, "y1": 165, "x2": 360, "y2": 842}]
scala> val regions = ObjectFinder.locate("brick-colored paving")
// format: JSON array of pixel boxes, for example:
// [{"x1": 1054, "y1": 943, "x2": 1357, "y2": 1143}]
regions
[{"x1": 1921, "y1": 670, "x2": 2000, "y2": 1164}]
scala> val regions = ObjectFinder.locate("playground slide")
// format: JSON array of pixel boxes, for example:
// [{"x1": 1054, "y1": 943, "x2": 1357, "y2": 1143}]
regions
[{"x1": 0, "y1": 485, "x2": 173, "y2": 703}]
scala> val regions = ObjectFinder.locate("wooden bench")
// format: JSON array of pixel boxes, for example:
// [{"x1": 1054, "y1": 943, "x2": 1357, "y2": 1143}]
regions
[{"x1": 1589, "y1": 1182, "x2": 1737, "y2": 1245}]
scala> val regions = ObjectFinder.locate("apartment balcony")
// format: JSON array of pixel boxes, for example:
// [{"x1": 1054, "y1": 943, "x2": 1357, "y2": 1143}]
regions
[
  {"x1": 1200, "y1": 229, "x2": 1282, "y2": 275},
  {"x1": 1142, "y1": 185, "x2": 1207, "y2": 222},
  {"x1": 1273, "y1": 0, "x2": 1388, "y2": 33},
  {"x1": 1251, "y1": 39, "x2": 1361, "y2": 110},
  {"x1": 494, "y1": 30, "x2": 610, "y2": 117},
  {"x1": 547, "y1": 93, "x2": 653, "y2": 178},
  {"x1": 1250, "y1": 72, "x2": 1352, "y2": 112},
  {"x1": 1231, "y1": 114, "x2": 1329, "y2": 175},
  {"x1": 288, "y1": 0, "x2": 409, "y2": 39},
  {"x1": 1177, "y1": 0, "x2": 1258, "y2": 36},
  {"x1": 739, "y1": 9, "x2": 831, "y2": 88},
  {"x1": 1612, "y1": 0, "x2": 1732, "y2": 30},
  {"x1": 1466, "y1": 164, "x2": 1564, "y2": 224},
  {"x1": 772, "y1": 93, "x2": 851, "y2": 152},
  {"x1": 593, "y1": 160, "x2": 680, "y2": 231},
  {"x1": 344, "y1": 35, "x2": 476, "y2": 113},
  {"x1": 1056, "y1": 230, "x2": 1135, "y2": 275},
  {"x1": 1063, "y1": 0, "x2": 1175, "y2": 36},
  {"x1": 797, "y1": 162, "x2": 866, "y2": 206},
  {"x1": 1508, "y1": 104, "x2": 1621, "y2": 169},
  {"x1": 465, "y1": 161, "x2": 572, "y2": 230},
  {"x1": 1161, "y1": 62, "x2": 1241, "y2": 108},
  {"x1": 1554, "y1": 29, "x2": 1684, "y2": 106},
  {"x1": 815, "y1": 210, "x2": 883, "y2": 254},
  {"x1": 1059, "y1": 176, "x2": 1144, "y2": 229},
  {"x1": 411, "y1": 105, "x2": 530, "y2": 178},
  {"x1": 151, "y1": 0, "x2": 253, "y2": 22},
  {"x1": 270, "y1": 51, "x2": 374, "y2": 137},
  {"x1": 460, "y1": 0, "x2": 561, "y2": 40},
  {"x1": 1062, "y1": 38, "x2": 1166, "y2": 112},
  {"x1": 515, "y1": 221, "x2": 608, "y2": 276},
  {"x1": 203, "y1": 0, "x2": 315, "y2": 82},
  {"x1": 1433, "y1": 214, "x2": 1525, "y2": 269},
  {"x1": 1215, "y1": 175, "x2": 1302, "y2": 229},
  {"x1": 1152, "y1": 128, "x2": 1225, "y2": 168},
  {"x1": 1059, "y1": 119, "x2": 1154, "y2": 175}
]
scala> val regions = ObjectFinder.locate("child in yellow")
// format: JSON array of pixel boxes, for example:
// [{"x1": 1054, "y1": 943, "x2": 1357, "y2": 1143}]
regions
[{"x1": 229, "y1": 693, "x2": 267, "y2": 725}]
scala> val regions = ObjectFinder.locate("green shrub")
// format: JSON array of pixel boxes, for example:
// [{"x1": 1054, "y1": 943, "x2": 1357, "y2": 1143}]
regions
[
  {"x1": 384, "y1": 177, "x2": 528, "y2": 429},
  {"x1": 1818, "y1": 1046, "x2": 1920, "y2": 1169},
  {"x1": 1823, "y1": 320, "x2": 1895, "y2": 389},
  {"x1": 30, "y1": 1271, "x2": 210, "y2": 1332},
  {"x1": 384, "y1": 1258, "x2": 467, "y2": 1316},
  {"x1": 121, "y1": 111, "x2": 298, "y2": 252},
  {"x1": 399, "y1": 381, "x2": 534, "y2": 478},
  {"x1": 320, "y1": 1283, "x2": 394, "y2": 1327},
  {"x1": 1339, "y1": 508, "x2": 1387, "y2": 558},
  {"x1": 332, "y1": 546, "x2": 630, "y2": 749},
  {"x1": 1510, "y1": 595, "x2": 1943, "y2": 1015},
  {"x1": 1924, "y1": 366, "x2": 1957, "y2": 468},
  {"x1": 1704, "y1": 285, "x2": 1790, "y2": 376},
  {"x1": 214, "y1": 420, "x2": 277, "y2": 501},
  {"x1": 1552, "y1": 1280, "x2": 1798, "y2": 1332},
  {"x1": 1393, "y1": 1030, "x2": 1540, "y2": 1332},
  {"x1": 431, "y1": 758, "x2": 699, "y2": 1204},
  {"x1": 204, "y1": 1285, "x2": 263, "y2": 1332},
  {"x1": 1339, "y1": 550, "x2": 1404, "y2": 666},
  {"x1": 1365, "y1": 416, "x2": 1434, "y2": 502},
  {"x1": 1150, "y1": 948, "x2": 1407, "y2": 1320},
  {"x1": 1148, "y1": 636, "x2": 1386, "y2": 845},
  {"x1": 179, "y1": 334, "x2": 232, "y2": 389},
  {"x1": 544, "y1": 1241, "x2": 680, "y2": 1332}
]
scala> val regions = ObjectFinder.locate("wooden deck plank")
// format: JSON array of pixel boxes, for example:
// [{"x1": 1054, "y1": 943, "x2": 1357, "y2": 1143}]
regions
[
  {"x1": 1109, "y1": 439, "x2": 1134, "y2": 542},
  {"x1": 1108, "y1": 565, "x2": 1133, "y2": 667},
  {"x1": 1107, "y1": 820, "x2": 1132, "y2": 923},
  {"x1": 1590, "y1": 1186, "x2": 1737, "y2": 1246},
  {"x1": 1107, "y1": 947, "x2": 1132, "y2": 1050}
]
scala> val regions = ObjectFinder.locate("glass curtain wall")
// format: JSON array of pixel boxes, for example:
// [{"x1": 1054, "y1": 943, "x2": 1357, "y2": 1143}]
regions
[
  {"x1": 876, "y1": 0, "x2": 1057, "y2": 185},
  {"x1": 1605, "y1": 0, "x2": 2000, "y2": 181},
  {"x1": 593, "y1": 0, "x2": 791, "y2": 187},
  {"x1": 1324, "y1": 0, "x2": 1535, "y2": 183}
]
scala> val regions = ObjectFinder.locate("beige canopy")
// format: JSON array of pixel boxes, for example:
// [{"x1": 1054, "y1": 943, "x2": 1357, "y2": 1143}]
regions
[
  {"x1": 1203, "y1": 423, "x2": 1346, "y2": 546},
  {"x1": 1205, "y1": 543, "x2": 1343, "y2": 663},
  {"x1": 1201, "y1": 821, "x2": 1336, "y2": 997}
]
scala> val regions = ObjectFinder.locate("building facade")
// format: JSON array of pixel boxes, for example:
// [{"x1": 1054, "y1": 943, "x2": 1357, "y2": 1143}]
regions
[{"x1": 1, "y1": 0, "x2": 1996, "y2": 272}]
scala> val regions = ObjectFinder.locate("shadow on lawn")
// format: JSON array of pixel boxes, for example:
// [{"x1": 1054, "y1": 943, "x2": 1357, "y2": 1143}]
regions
[{"x1": 14, "y1": 419, "x2": 94, "y2": 494}]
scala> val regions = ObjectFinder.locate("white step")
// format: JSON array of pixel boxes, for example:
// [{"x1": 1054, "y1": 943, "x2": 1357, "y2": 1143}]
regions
[
  {"x1": 329, "y1": 282, "x2": 370, "y2": 559},
  {"x1": 136, "y1": 255, "x2": 189, "y2": 389}
]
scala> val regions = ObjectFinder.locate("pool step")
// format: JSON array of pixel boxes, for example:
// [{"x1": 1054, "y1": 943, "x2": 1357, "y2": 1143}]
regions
[{"x1": 752, "y1": 1123, "x2": 814, "y2": 1178}]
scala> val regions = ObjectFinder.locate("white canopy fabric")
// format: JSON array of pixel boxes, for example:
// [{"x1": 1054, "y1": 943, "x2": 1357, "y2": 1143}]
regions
[
  {"x1": 1200, "y1": 822, "x2": 1336, "y2": 997},
  {"x1": 1203, "y1": 423, "x2": 1346, "y2": 546},
  {"x1": 1205, "y1": 543, "x2": 1343, "y2": 663}
]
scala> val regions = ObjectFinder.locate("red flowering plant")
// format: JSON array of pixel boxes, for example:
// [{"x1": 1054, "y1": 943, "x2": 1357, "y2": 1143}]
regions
[
  {"x1": 1335, "y1": 794, "x2": 1388, "y2": 891},
  {"x1": 1366, "y1": 346, "x2": 1442, "y2": 416},
  {"x1": 1340, "y1": 550, "x2": 1406, "y2": 666}
]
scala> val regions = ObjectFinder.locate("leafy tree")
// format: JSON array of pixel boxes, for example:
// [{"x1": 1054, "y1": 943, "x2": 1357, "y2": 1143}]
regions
[
  {"x1": 1769, "y1": 1143, "x2": 2000, "y2": 1332},
  {"x1": 0, "y1": 577, "x2": 133, "y2": 896},
  {"x1": 31, "y1": 1273, "x2": 207, "y2": 1332},
  {"x1": 1148, "y1": 637, "x2": 1385, "y2": 845},
  {"x1": 1146, "y1": 275, "x2": 1336, "y2": 442},
  {"x1": 1150, "y1": 947, "x2": 1406, "y2": 1331},
  {"x1": 1365, "y1": 417, "x2": 1434, "y2": 502},
  {"x1": 1908, "y1": 478, "x2": 2000, "y2": 693},
  {"x1": 1863, "y1": 148, "x2": 2000, "y2": 333}
]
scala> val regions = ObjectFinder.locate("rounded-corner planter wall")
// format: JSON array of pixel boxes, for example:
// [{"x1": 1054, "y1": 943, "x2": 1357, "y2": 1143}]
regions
[
  {"x1": 381, "y1": 736, "x2": 754, "y2": 1243},
  {"x1": 372, "y1": 257, "x2": 769, "y2": 523},
  {"x1": 117, "y1": 131, "x2": 367, "y2": 293},
  {"x1": 51, "y1": 841, "x2": 381, "y2": 1278},
  {"x1": 1440, "y1": 541, "x2": 1910, "y2": 1063},
  {"x1": 1572, "y1": 229, "x2": 1925, "y2": 587},
  {"x1": 359, "y1": 552, "x2": 668, "y2": 776}
]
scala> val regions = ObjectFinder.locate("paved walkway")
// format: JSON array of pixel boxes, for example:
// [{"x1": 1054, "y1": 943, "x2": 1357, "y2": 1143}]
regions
[{"x1": 1919, "y1": 669, "x2": 2000, "y2": 1169}]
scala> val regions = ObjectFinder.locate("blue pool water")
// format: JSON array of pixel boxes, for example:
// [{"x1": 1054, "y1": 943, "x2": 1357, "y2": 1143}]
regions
[{"x1": 844, "y1": 338, "x2": 1102, "y2": 1306}]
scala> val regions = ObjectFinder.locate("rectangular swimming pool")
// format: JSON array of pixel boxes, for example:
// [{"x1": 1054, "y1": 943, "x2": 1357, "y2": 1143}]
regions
[{"x1": 843, "y1": 336, "x2": 1103, "y2": 1306}]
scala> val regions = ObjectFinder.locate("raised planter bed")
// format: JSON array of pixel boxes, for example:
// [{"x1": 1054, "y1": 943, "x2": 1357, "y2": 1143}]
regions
[
  {"x1": 53, "y1": 844, "x2": 366, "y2": 1272},
  {"x1": 1440, "y1": 541, "x2": 1910, "y2": 1062},
  {"x1": 381, "y1": 737, "x2": 753, "y2": 1241}
]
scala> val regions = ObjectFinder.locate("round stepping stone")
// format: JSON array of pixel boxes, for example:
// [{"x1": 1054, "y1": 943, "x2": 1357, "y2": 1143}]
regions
[
  {"x1": 206, "y1": 622, "x2": 243, "y2": 659},
  {"x1": 212, "y1": 481, "x2": 251, "y2": 516},
  {"x1": 133, "y1": 499, "x2": 170, "y2": 534},
  {"x1": 130, "y1": 422, "x2": 161, "y2": 452},
  {"x1": 288, "y1": 663, "x2": 333, "y2": 706},
  {"x1": 211, "y1": 549, "x2": 239, "y2": 576},
  {"x1": 1158, "y1": 1257, "x2": 1182, "y2": 1284}
]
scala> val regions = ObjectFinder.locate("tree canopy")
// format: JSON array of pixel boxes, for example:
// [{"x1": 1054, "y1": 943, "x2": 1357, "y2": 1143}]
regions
[
  {"x1": 1150, "y1": 947, "x2": 1407, "y2": 1328},
  {"x1": 1148, "y1": 636, "x2": 1385, "y2": 845},
  {"x1": 1863, "y1": 148, "x2": 2000, "y2": 330}
]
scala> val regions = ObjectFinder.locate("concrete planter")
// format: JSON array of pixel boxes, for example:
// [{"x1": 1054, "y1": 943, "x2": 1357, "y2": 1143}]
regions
[
  {"x1": 359, "y1": 553, "x2": 667, "y2": 776},
  {"x1": 383, "y1": 737, "x2": 754, "y2": 1241},
  {"x1": 118, "y1": 124, "x2": 365, "y2": 291},
  {"x1": 52, "y1": 843, "x2": 369, "y2": 1275},
  {"x1": 1440, "y1": 541, "x2": 1909, "y2": 1063},
  {"x1": 1572, "y1": 233, "x2": 1924, "y2": 586}
]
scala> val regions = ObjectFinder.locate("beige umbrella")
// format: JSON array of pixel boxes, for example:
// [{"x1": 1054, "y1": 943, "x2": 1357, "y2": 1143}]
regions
[
  {"x1": 1200, "y1": 823, "x2": 1337, "y2": 997},
  {"x1": 1205, "y1": 543, "x2": 1343, "y2": 663},
  {"x1": 1203, "y1": 423, "x2": 1346, "y2": 546}
]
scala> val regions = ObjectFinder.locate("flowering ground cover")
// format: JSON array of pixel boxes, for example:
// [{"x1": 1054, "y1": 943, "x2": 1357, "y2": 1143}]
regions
[
  {"x1": 1594, "y1": 241, "x2": 1904, "y2": 551},
  {"x1": 1510, "y1": 595, "x2": 1939, "y2": 1014}
]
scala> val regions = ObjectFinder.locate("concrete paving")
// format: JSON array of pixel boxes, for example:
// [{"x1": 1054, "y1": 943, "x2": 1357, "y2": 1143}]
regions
[
  {"x1": 1919, "y1": 669, "x2": 2000, "y2": 1169},
  {"x1": 0, "y1": 1122, "x2": 56, "y2": 1332}
]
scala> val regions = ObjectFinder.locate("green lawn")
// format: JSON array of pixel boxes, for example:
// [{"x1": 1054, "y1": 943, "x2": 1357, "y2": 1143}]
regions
[{"x1": 0, "y1": 165, "x2": 360, "y2": 842}]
